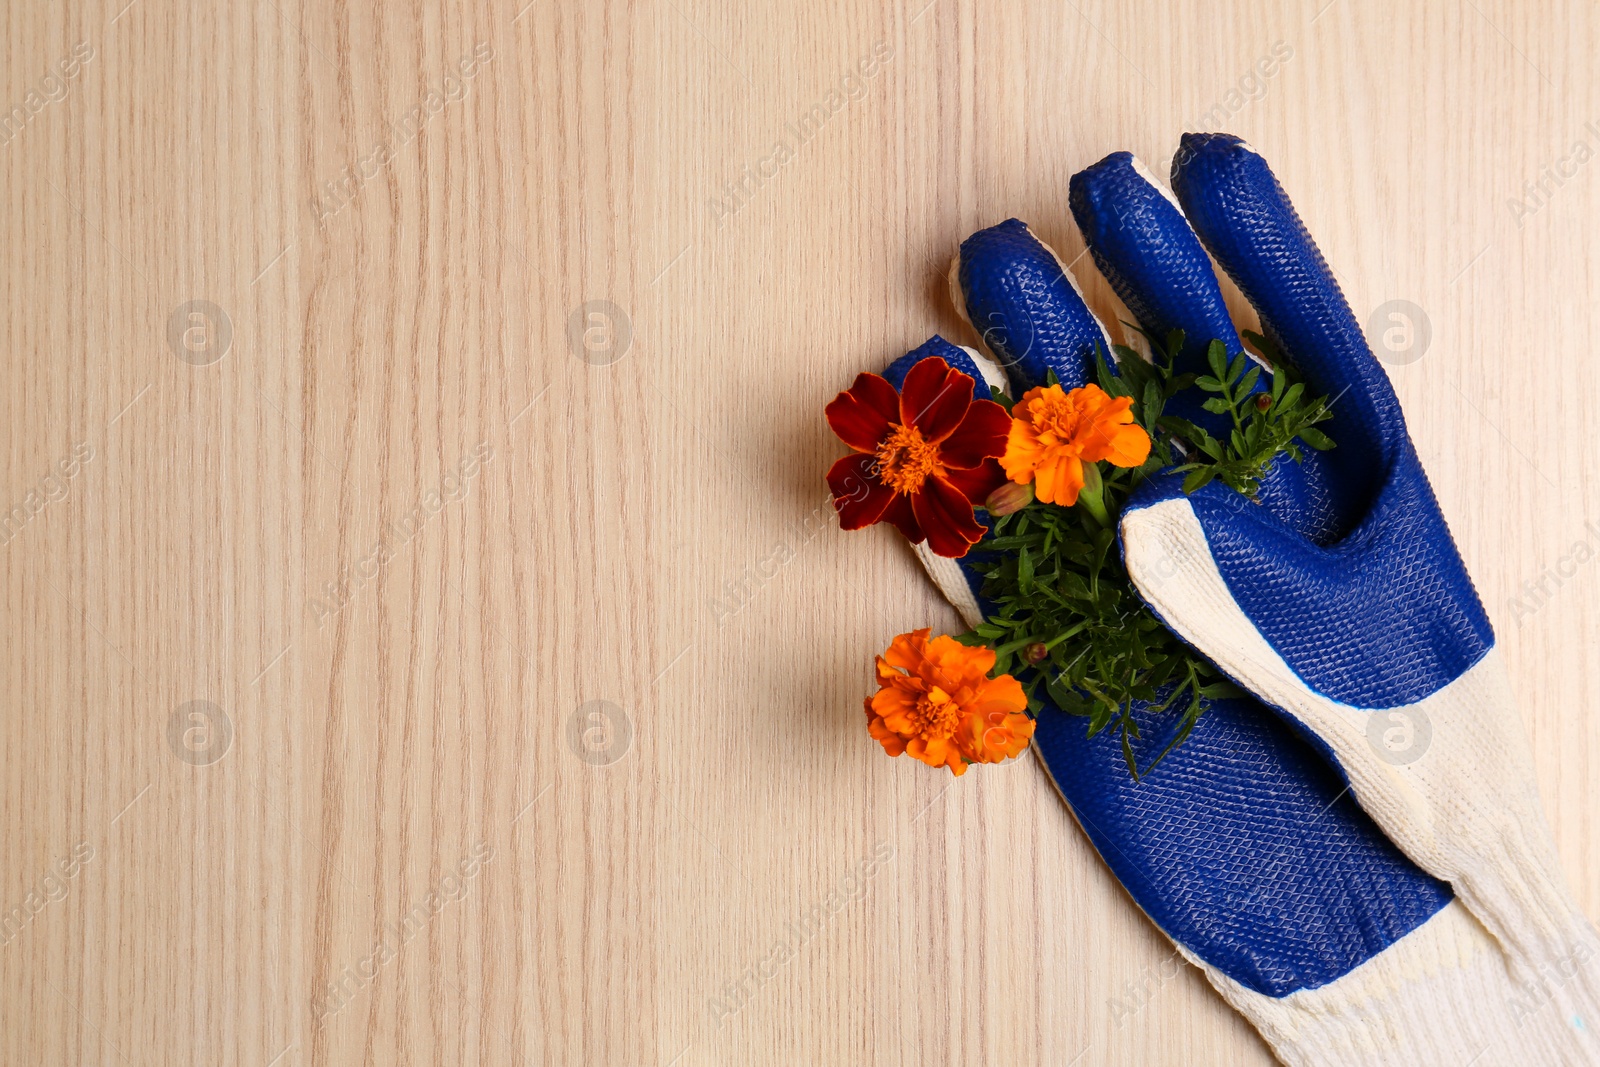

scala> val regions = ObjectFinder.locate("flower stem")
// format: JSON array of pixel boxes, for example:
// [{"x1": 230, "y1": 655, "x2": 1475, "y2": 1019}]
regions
[{"x1": 1077, "y1": 462, "x2": 1110, "y2": 528}]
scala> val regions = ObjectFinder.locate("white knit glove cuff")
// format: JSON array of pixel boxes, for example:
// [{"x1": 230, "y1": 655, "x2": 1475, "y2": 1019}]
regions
[{"x1": 1201, "y1": 900, "x2": 1594, "y2": 1066}]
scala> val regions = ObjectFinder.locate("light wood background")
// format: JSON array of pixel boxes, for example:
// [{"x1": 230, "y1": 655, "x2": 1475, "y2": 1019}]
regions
[{"x1": 3, "y1": 0, "x2": 1597, "y2": 1063}]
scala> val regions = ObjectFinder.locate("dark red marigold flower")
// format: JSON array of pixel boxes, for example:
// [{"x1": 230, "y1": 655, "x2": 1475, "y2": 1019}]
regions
[{"x1": 825, "y1": 357, "x2": 1010, "y2": 558}]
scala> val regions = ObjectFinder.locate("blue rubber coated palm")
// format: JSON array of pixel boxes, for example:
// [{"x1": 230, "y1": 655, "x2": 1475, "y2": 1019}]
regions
[{"x1": 877, "y1": 164, "x2": 1457, "y2": 995}]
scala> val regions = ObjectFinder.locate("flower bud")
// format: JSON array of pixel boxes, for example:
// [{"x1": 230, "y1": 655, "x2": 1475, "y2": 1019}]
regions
[
  {"x1": 1254, "y1": 393, "x2": 1272, "y2": 412},
  {"x1": 1024, "y1": 643, "x2": 1049, "y2": 664},
  {"x1": 984, "y1": 481, "x2": 1034, "y2": 516}
]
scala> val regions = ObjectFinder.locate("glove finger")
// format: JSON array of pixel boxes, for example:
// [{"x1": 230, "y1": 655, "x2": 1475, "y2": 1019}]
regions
[
  {"x1": 1170, "y1": 133, "x2": 1405, "y2": 526},
  {"x1": 952, "y1": 218, "x2": 1110, "y2": 393},
  {"x1": 1068, "y1": 151, "x2": 1244, "y2": 378},
  {"x1": 881, "y1": 335, "x2": 1006, "y2": 402},
  {"x1": 1068, "y1": 151, "x2": 1347, "y2": 543}
]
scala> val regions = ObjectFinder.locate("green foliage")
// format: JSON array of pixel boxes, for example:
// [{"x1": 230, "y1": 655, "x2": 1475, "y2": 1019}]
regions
[
  {"x1": 1160, "y1": 330, "x2": 1336, "y2": 497},
  {"x1": 959, "y1": 328, "x2": 1334, "y2": 780}
]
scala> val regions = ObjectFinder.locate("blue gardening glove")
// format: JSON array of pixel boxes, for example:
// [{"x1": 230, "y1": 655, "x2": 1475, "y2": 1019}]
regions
[
  {"x1": 1090, "y1": 135, "x2": 1600, "y2": 1044},
  {"x1": 863, "y1": 144, "x2": 1596, "y2": 1065}
]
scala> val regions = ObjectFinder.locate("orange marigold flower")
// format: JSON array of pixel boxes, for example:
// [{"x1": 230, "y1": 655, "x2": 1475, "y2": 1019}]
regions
[
  {"x1": 864, "y1": 628, "x2": 1033, "y2": 775},
  {"x1": 1000, "y1": 383, "x2": 1151, "y2": 506}
]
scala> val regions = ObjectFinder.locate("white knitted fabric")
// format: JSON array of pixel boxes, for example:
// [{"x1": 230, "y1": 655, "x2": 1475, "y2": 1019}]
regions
[
  {"x1": 1227, "y1": 904, "x2": 1564, "y2": 1065},
  {"x1": 1193, "y1": 900, "x2": 1596, "y2": 1065}
]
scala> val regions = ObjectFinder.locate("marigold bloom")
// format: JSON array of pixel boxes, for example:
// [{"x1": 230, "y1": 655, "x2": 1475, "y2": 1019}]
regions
[
  {"x1": 826, "y1": 358, "x2": 1010, "y2": 558},
  {"x1": 864, "y1": 629, "x2": 1032, "y2": 775},
  {"x1": 1000, "y1": 383, "x2": 1151, "y2": 506}
]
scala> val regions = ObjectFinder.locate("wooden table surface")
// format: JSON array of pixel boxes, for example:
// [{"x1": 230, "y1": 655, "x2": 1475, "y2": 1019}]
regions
[{"x1": 4, "y1": 1, "x2": 1597, "y2": 1063}]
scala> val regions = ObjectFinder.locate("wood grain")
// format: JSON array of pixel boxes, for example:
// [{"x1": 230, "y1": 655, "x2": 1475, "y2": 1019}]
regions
[{"x1": 2, "y1": 1, "x2": 1596, "y2": 1063}]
